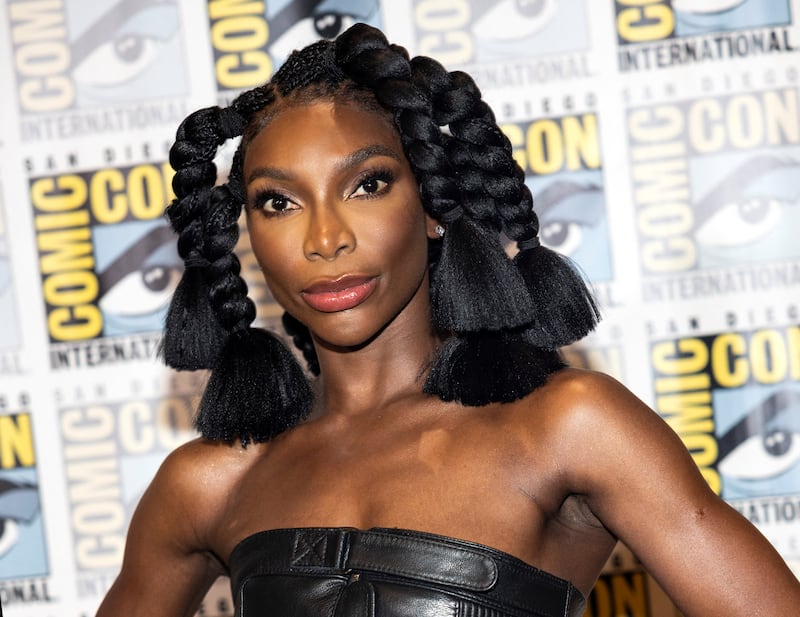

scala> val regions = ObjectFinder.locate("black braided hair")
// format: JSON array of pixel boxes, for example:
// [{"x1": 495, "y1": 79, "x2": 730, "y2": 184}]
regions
[{"x1": 161, "y1": 23, "x2": 599, "y2": 442}]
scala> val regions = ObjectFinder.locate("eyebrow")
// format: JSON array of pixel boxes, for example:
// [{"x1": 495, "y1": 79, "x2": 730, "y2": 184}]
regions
[{"x1": 247, "y1": 144, "x2": 402, "y2": 185}]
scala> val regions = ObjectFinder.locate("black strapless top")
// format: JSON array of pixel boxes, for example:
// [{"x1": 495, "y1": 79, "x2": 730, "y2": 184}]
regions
[{"x1": 228, "y1": 527, "x2": 586, "y2": 617}]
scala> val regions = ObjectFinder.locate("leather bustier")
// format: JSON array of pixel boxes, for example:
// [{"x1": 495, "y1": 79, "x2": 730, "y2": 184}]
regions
[{"x1": 228, "y1": 527, "x2": 585, "y2": 617}]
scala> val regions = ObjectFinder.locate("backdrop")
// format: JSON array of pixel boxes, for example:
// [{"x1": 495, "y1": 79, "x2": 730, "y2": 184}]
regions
[{"x1": 1, "y1": 1, "x2": 799, "y2": 616}]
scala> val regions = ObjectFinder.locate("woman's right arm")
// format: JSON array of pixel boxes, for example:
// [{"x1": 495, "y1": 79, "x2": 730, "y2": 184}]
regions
[{"x1": 95, "y1": 439, "x2": 231, "y2": 617}]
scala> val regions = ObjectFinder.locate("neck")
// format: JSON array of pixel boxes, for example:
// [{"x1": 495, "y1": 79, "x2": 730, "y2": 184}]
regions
[{"x1": 310, "y1": 281, "x2": 440, "y2": 417}]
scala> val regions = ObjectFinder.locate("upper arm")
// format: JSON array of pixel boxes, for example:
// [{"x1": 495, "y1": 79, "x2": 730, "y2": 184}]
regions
[
  {"x1": 555, "y1": 370, "x2": 800, "y2": 617},
  {"x1": 96, "y1": 441, "x2": 227, "y2": 617}
]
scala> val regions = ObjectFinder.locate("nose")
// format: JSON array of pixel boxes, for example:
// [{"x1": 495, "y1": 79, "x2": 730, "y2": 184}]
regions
[{"x1": 303, "y1": 205, "x2": 356, "y2": 261}]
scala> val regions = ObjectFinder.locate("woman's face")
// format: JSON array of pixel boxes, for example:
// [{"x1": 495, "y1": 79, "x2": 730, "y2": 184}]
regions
[{"x1": 242, "y1": 100, "x2": 438, "y2": 349}]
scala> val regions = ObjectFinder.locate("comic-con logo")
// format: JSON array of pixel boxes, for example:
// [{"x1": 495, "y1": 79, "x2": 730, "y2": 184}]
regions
[
  {"x1": 0, "y1": 410, "x2": 47, "y2": 581},
  {"x1": 615, "y1": 1, "x2": 794, "y2": 70},
  {"x1": 209, "y1": 0, "x2": 382, "y2": 96},
  {"x1": 627, "y1": 88, "x2": 800, "y2": 276},
  {"x1": 503, "y1": 112, "x2": 612, "y2": 283},
  {"x1": 30, "y1": 164, "x2": 180, "y2": 345},
  {"x1": 412, "y1": 0, "x2": 589, "y2": 66},
  {"x1": 8, "y1": 0, "x2": 186, "y2": 114},
  {"x1": 651, "y1": 325, "x2": 800, "y2": 498},
  {"x1": 61, "y1": 396, "x2": 193, "y2": 573}
]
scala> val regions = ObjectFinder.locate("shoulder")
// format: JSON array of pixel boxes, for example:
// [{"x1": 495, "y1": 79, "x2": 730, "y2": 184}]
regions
[
  {"x1": 517, "y1": 366, "x2": 655, "y2": 436},
  {"x1": 140, "y1": 437, "x2": 268, "y2": 540},
  {"x1": 516, "y1": 367, "x2": 694, "y2": 491}
]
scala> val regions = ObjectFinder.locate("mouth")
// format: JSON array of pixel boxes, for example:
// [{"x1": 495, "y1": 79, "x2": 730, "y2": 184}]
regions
[{"x1": 301, "y1": 275, "x2": 378, "y2": 312}]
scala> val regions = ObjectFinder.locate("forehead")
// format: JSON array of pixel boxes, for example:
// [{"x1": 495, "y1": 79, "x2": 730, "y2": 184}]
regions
[{"x1": 243, "y1": 101, "x2": 403, "y2": 169}]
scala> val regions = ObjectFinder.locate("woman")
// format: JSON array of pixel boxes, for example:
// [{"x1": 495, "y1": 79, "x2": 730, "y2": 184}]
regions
[{"x1": 97, "y1": 24, "x2": 800, "y2": 617}]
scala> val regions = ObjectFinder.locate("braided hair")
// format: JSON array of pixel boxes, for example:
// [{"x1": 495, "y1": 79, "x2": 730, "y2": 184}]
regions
[{"x1": 161, "y1": 24, "x2": 599, "y2": 445}]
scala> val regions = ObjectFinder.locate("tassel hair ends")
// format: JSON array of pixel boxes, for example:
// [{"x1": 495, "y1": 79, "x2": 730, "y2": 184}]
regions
[
  {"x1": 194, "y1": 327, "x2": 313, "y2": 445},
  {"x1": 159, "y1": 265, "x2": 227, "y2": 370},
  {"x1": 430, "y1": 217, "x2": 534, "y2": 332},
  {"x1": 513, "y1": 244, "x2": 600, "y2": 350},
  {"x1": 423, "y1": 332, "x2": 565, "y2": 406}
]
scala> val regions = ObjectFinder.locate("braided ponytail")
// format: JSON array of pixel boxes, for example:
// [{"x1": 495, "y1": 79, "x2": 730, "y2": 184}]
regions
[
  {"x1": 162, "y1": 93, "x2": 311, "y2": 444},
  {"x1": 160, "y1": 106, "x2": 239, "y2": 369},
  {"x1": 415, "y1": 55, "x2": 599, "y2": 351}
]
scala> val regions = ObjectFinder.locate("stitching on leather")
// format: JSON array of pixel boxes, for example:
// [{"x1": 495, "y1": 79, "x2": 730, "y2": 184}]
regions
[
  {"x1": 352, "y1": 533, "x2": 497, "y2": 590},
  {"x1": 292, "y1": 531, "x2": 328, "y2": 566}
]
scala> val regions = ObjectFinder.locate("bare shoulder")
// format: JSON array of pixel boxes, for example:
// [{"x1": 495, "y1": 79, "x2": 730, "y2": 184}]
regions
[
  {"x1": 147, "y1": 436, "x2": 265, "y2": 531},
  {"x1": 514, "y1": 367, "x2": 698, "y2": 503},
  {"x1": 517, "y1": 367, "x2": 658, "y2": 440},
  {"x1": 96, "y1": 437, "x2": 267, "y2": 617}
]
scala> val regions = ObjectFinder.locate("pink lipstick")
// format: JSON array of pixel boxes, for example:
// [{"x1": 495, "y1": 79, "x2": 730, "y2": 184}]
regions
[{"x1": 301, "y1": 275, "x2": 378, "y2": 312}]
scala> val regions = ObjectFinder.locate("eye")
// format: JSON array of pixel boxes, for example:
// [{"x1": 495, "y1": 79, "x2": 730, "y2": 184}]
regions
[
  {"x1": 719, "y1": 427, "x2": 800, "y2": 480},
  {"x1": 540, "y1": 220, "x2": 583, "y2": 255},
  {"x1": 533, "y1": 179, "x2": 604, "y2": 258},
  {"x1": 695, "y1": 197, "x2": 783, "y2": 247},
  {"x1": 352, "y1": 176, "x2": 388, "y2": 198},
  {"x1": 99, "y1": 265, "x2": 181, "y2": 316},
  {"x1": 472, "y1": 0, "x2": 557, "y2": 41},
  {"x1": 0, "y1": 518, "x2": 20, "y2": 557},
  {"x1": 314, "y1": 13, "x2": 356, "y2": 38},
  {"x1": 268, "y1": 13, "x2": 358, "y2": 65},
  {"x1": 71, "y1": 5, "x2": 179, "y2": 88},
  {"x1": 671, "y1": 0, "x2": 747, "y2": 14},
  {"x1": 251, "y1": 192, "x2": 299, "y2": 216}
]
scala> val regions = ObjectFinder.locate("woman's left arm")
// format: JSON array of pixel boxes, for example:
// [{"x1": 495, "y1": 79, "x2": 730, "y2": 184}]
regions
[{"x1": 557, "y1": 370, "x2": 800, "y2": 617}]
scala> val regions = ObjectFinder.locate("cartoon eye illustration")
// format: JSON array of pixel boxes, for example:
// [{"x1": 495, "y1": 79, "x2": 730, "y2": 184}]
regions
[
  {"x1": 693, "y1": 155, "x2": 799, "y2": 250},
  {"x1": 97, "y1": 224, "x2": 181, "y2": 324},
  {"x1": 717, "y1": 390, "x2": 800, "y2": 482},
  {"x1": 695, "y1": 197, "x2": 783, "y2": 247},
  {"x1": 0, "y1": 478, "x2": 40, "y2": 558},
  {"x1": 71, "y1": 2, "x2": 179, "y2": 88},
  {"x1": 535, "y1": 180, "x2": 604, "y2": 257},
  {"x1": 672, "y1": 0, "x2": 747, "y2": 14},
  {"x1": 99, "y1": 264, "x2": 181, "y2": 316},
  {"x1": 267, "y1": 0, "x2": 378, "y2": 64},
  {"x1": 472, "y1": 0, "x2": 557, "y2": 42},
  {"x1": 0, "y1": 519, "x2": 19, "y2": 557}
]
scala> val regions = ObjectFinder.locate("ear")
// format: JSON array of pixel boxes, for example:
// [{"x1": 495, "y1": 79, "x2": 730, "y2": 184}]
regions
[{"x1": 425, "y1": 214, "x2": 443, "y2": 239}]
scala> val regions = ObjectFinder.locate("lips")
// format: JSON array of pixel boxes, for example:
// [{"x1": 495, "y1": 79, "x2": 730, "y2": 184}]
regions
[{"x1": 301, "y1": 275, "x2": 378, "y2": 312}]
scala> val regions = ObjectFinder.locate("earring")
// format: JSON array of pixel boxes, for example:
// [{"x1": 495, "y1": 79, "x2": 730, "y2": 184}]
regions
[{"x1": 434, "y1": 224, "x2": 445, "y2": 237}]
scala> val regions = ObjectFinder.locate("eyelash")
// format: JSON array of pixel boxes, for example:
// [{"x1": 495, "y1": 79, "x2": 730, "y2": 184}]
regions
[
  {"x1": 249, "y1": 168, "x2": 396, "y2": 217},
  {"x1": 352, "y1": 167, "x2": 395, "y2": 199},
  {"x1": 250, "y1": 190, "x2": 293, "y2": 217}
]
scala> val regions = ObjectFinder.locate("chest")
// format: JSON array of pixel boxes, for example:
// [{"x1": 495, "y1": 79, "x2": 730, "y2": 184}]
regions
[{"x1": 215, "y1": 415, "x2": 570, "y2": 563}]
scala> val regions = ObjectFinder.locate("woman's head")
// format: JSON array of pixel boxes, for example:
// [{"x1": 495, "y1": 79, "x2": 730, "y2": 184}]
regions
[
  {"x1": 243, "y1": 99, "x2": 437, "y2": 351},
  {"x1": 162, "y1": 23, "x2": 599, "y2": 444}
]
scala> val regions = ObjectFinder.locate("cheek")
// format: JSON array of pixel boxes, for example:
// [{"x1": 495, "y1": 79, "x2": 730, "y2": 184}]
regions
[
  {"x1": 247, "y1": 224, "x2": 298, "y2": 302},
  {"x1": 380, "y1": 200, "x2": 430, "y2": 271}
]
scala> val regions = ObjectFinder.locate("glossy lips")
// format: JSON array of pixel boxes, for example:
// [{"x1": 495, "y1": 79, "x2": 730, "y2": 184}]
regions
[{"x1": 301, "y1": 276, "x2": 378, "y2": 312}]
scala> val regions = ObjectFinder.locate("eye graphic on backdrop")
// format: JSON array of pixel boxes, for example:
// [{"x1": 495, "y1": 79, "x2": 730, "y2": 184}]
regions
[
  {"x1": 472, "y1": 0, "x2": 557, "y2": 41},
  {"x1": 717, "y1": 390, "x2": 800, "y2": 487},
  {"x1": 672, "y1": 0, "x2": 747, "y2": 13},
  {"x1": 95, "y1": 223, "x2": 182, "y2": 337},
  {"x1": 693, "y1": 154, "x2": 800, "y2": 264},
  {"x1": 267, "y1": 0, "x2": 380, "y2": 67},
  {"x1": 70, "y1": 1, "x2": 181, "y2": 102},
  {"x1": 530, "y1": 177, "x2": 612, "y2": 281},
  {"x1": 673, "y1": 0, "x2": 791, "y2": 34},
  {"x1": 536, "y1": 181, "x2": 603, "y2": 256},
  {"x1": 0, "y1": 479, "x2": 40, "y2": 559}
]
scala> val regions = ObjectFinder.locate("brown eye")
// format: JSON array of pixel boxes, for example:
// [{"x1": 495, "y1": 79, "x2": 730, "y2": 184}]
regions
[{"x1": 351, "y1": 170, "x2": 394, "y2": 199}]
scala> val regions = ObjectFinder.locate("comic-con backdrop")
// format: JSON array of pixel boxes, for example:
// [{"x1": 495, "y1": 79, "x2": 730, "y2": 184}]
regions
[{"x1": 0, "y1": 1, "x2": 799, "y2": 615}]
